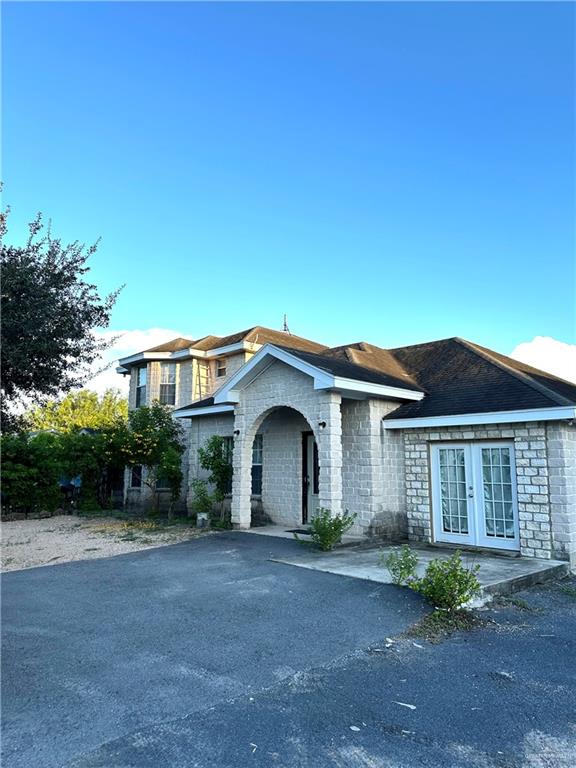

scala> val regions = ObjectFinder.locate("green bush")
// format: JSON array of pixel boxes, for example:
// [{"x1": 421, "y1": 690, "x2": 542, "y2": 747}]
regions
[
  {"x1": 305, "y1": 508, "x2": 357, "y2": 551},
  {"x1": 1, "y1": 432, "x2": 63, "y2": 515},
  {"x1": 381, "y1": 545, "x2": 419, "y2": 586},
  {"x1": 413, "y1": 551, "x2": 481, "y2": 611},
  {"x1": 190, "y1": 479, "x2": 213, "y2": 516}
]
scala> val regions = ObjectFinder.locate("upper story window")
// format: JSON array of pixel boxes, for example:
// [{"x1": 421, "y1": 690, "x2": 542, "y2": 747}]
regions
[
  {"x1": 159, "y1": 363, "x2": 177, "y2": 405},
  {"x1": 135, "y1": 367, "x2": 147, "y2": 407},
  {"x1": 216, "y1": 359, "x2": 227, "y2": 378}
]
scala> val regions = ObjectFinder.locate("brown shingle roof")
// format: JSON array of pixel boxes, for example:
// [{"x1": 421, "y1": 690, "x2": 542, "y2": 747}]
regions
[
  {"x1": 195, "y1": 326, "x2": 328, "y2": 354},
  {"x1": 384, "y1": 337, "x2": 576, "y2": 420},
  {"x1": 144, "y1": 337, "x2": 195, "y2": 353}
]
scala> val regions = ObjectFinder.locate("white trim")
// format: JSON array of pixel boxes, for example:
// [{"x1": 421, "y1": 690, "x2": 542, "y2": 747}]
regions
[
  {"x1": 331, "y1": 376, "x2": 424, "y2": 401},
  {"x1": 431, "y1": 442, "x2": 520, "y2": 552},
  {"x1": 173, "y1": 404, "x2": 235, "y2": 418},
  {"x1": 119, "y1": 341, "x2": 252, "y2": 368},
  {"x1": 214, "y1": 344, "x2": 424, "y2": 404},
  {"x1": 383, "y1": 406, "x2": 576, "y2": 429},
  {"x1": 118, "y1": 351, "x2": 173, "y2": 366}
]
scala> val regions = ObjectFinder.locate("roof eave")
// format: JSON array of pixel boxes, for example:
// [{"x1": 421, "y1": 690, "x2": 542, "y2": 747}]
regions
[{"x1": 383, "y1": 406, "x2": 576, "y2": 429}]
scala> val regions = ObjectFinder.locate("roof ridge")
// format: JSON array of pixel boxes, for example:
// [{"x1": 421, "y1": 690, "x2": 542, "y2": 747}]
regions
[{"x1": 455, "y1": 338, "x2": 573, "y2": 407}]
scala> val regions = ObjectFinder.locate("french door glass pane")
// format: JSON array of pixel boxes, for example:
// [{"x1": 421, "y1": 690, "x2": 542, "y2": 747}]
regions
[
  {"x1": 439, "y1": 448, "x2": 468, "y2": 534},
  {"x1": 481, "y1": 447, "x2": 515, "y2": 539}
]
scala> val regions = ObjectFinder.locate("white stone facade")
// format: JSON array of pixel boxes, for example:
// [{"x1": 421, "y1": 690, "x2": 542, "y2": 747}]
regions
[
  {"x1": 403, "y1": 421, "x2": 576, "y2": 565},
  {"x1": 124, "y1": 348, "x2": 575, "y2": 567}
]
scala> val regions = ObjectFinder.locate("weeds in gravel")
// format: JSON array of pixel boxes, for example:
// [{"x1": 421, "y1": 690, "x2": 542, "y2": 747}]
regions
[
  {"x1": 406, "y1": 609, "x2": 485, "y2": 642},
  {"x1": 495, "y1": 596, "x2": 534, "y2": 611}
]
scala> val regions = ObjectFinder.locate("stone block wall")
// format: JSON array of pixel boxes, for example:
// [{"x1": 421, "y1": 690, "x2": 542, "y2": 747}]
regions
[
  {"x1": 341, "y1": 399, "x2": 406, "y2": 538},
  {"x1": 260, "y1": 408, "x2": 310, "y2": 527},
  {"x1": 547, "y1": 421, "x2": 576, "y2": 567},
  {"x1": 186, "y1": 413, "x2": 235, "y2": 511},
  {"x1": 230, "y1": 360, "x2": 343, "y2": 528},
  {"x1": 403, "y1": 421, "x2": 576, "y2": 561}
]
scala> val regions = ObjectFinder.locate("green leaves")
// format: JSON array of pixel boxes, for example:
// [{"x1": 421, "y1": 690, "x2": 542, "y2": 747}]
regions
[
  {"x1": 381, "y1": 545, "x2": 419, "y2": 586},
  {"x1": 305, "y1": 508, "x2": 357, "y2": 551},
  {"x1": 27, "y1": 389, "x2": 128, "y2": 432},
  {"x1": 197, "y1": 435, "x2": 233, "y2": 502},
  {"x1": 412, "y1": 551, "x2": 481, "y2": 611},
  {"x1": 1, "y1": 208, "x2": 122, "y2": 429}
]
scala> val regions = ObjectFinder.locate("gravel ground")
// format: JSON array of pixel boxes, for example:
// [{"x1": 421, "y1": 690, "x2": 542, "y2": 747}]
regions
[{"x1": 0, "y1": 515, "x2": 211, "y2": 572}]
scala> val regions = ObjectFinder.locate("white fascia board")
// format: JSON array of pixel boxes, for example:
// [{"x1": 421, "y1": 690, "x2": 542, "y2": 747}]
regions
[
  {"x1": 330, "y1": 376, "x2": 424, "y2": 401},
  {"x1": 205, "y1": 341, "x2": 251, "y2": 358},
  {"x1": 382, "y1": 406, "x2": 576, "y2": 429},
  {"x1": 173, "y1": 404, "x2": 235, "y2": 419},
  {"x1": 117, "y1": 351, "x2": 173, "y2": 366},
  {"x1": 213, "y1": 344, "x2": 332, "y2": 404},
  {"x1": 214, "y1": 344, "x2": 426, "y2": 404},
  {"x1": 116, "y1": 366, "x2": 130, "y2": 375}
]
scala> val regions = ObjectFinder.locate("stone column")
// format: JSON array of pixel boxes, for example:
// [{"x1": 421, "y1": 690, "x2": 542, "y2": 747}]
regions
[
  {"x1": 230, "y1": 411, "x2": 252, "y2": 529},
  {"x1": 317, "y1": 392, "x2": 343, "y2": 516}
]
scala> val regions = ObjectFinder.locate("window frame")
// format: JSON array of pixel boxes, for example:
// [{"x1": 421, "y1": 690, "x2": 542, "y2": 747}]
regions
[
  {"x1": 159, "y1": 362, "x2": 177, "y2": 406},
  {"x1": 130, "y1": 465, "x2": 143, "y2": 489},
  {"x1": 251, "y1": 434, "x2": 263, "y2": 496},
  {"x1": 216, "y1": 359, "x2": 227, "y2": 378},
  {"x1": 135, "y1": 366, "x2": 147, "y2": 407}
]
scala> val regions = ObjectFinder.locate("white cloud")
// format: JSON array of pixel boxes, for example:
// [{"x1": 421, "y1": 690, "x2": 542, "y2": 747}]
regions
[
  {"x1": 510, "y1": 336, "x2": 576, "y2": 383},
  {"x1": 85, "y1": 327, "x2": 190, "y2": 396}
]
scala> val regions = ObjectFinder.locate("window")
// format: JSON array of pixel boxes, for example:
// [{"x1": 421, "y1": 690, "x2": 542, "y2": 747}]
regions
[
  {"x1": 222, "y1": 436, "x2": 234, "y2": 494},
  {"x1": 159, "y1": 363, "x2": 176, "y2": 405},
  {"x1": 130, "y1": 465, "x2": 142, "y2": 488},
  {"x1": 135, "y1": 367, "x2": 147, "y2": 407},
  {"x1": 156, "y1": 474, "x2": 172, "y2": 490},
  {"x1": 251, "y1": 434, "x2": 263, "y2": 495},
  {"x1": 216, "y1": 359, "x2": 227, "y2": 378}
]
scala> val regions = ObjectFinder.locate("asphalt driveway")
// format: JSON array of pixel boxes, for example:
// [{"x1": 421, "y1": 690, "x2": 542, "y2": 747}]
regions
[{"x1": 2, "y1": 532, "x2": 575, "y2": 767}]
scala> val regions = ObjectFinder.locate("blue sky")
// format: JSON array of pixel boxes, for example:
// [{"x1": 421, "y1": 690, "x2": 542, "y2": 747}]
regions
[{"x1": 3, "y1": 1, "x2": 575, "y2": 369}]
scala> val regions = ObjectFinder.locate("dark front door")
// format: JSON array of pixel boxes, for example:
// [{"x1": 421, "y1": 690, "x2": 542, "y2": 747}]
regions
[{"x1": 302, "y1": 431, "x2": 319, "y2": 525}]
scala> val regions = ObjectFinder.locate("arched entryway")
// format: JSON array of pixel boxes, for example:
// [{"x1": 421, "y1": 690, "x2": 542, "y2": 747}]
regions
[{"x1": 231, "y1": 395, "x2": 343, "y2": 530}]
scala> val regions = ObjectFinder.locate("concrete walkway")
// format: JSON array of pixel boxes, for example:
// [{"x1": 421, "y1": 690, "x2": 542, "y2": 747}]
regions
[{"x1": 264, "y1": 538, "x2": 569, "y2": 598}]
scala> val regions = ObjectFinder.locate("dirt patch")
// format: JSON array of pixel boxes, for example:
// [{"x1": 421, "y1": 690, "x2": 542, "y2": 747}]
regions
[
  {"x1": 404, "y1": 608, "x2": 487, "y2": 642},
  {"x1": 1, "y1": 515, "x2": 212, "y2": 572}
]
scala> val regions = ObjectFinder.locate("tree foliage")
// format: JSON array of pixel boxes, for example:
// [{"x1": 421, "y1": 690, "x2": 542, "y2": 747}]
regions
[
  {"x1": 27, "y1": 389, "x2": 128, "y2": 432},
  {"x1": 197, "y1": 435, "x2": 233, "y2": 503},
  {"x1": 0, "y1": 206, "x2": 122, "y2": 430},
  {"x1": 124, "y1": 402, "x2": 185, "y2": 514},
  {"x1": 1, "y1": 432, "x2": 64, "y2": 514}
]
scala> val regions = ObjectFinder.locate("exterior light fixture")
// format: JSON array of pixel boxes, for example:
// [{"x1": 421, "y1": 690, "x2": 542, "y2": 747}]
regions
[{"x1": 318, "y1": 421, "x2": 326, "y2": 429}]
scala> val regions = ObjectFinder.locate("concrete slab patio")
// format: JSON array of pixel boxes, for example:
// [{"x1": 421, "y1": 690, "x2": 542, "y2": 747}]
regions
[{"x1": 267, "y1": 537, "x2": 570, "y2": 597}]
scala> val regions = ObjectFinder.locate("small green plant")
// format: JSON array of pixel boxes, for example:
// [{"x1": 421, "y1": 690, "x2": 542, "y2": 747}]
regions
[
  {"x1": 412, "y1": 551, "x2": 481, "y2": 611},
  {"x1": 190, "y1": 479, "x2": 214, "y2": 516},
  {"x1": 299, "y1": 508, "x2": 357, "y2": 551},
  {"x1": 381, "y1": 545, "x2": 419, "y2": 586}
]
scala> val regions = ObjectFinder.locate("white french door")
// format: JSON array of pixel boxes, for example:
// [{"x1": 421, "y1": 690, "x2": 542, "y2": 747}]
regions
[{"x1": 431, "y1": 442, "x2": 519, "y2": 551}]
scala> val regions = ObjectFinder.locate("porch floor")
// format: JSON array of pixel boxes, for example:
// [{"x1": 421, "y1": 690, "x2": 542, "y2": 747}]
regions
[
  {"x1": 257, "y1": 535, "x2": 570, "y2": 599},
  {"x1": 242, "y1": 523, "x2": 365, "y2": 547}
]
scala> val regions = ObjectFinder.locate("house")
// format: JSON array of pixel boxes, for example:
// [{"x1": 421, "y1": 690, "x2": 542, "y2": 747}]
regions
[{"x1": 117, "y1": 327, "x2": 576, "y2": 567}]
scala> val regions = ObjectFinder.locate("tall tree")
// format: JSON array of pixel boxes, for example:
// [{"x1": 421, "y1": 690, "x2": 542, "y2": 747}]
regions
[
  {"x1": 27, "y1": 388, "x2": 128, "y2": 432},
  {"x1": 0, "y1": 205, "x2": 122, "y2": 430}
]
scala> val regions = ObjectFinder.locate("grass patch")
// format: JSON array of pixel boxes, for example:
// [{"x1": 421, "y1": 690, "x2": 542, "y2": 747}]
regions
[
  {"x1": 405, "y1": 609, "x2": 484, "y2": 642},
  {"x1": 560, "y1": 584, "x2": 576, "y2": 599}
]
